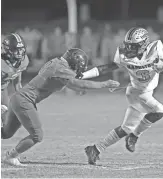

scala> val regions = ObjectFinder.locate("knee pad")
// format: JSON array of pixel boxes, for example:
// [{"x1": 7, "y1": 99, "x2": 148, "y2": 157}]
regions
[
  {"x1": 114, "y1": 126, "x2": 128, "y2": 138},
  {"x1": 32, "y1": 128, "x2": 44, "y2": 143},
  {"x1": 145, "y1": 112, "x2": 163, "y2": 123}
]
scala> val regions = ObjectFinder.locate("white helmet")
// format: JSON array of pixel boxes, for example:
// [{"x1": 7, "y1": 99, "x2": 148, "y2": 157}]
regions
[{"x1": 123, "y1": 27, "x2": 150, "y2": 58}]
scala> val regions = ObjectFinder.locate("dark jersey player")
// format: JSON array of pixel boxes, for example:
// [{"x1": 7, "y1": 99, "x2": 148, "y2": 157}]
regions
[
  {"x1": 1, "y1": 48, "x2": 120, "y2": 166},
  {"x1": 1, "y1": 33, "x2": 29, "y2": 120}
]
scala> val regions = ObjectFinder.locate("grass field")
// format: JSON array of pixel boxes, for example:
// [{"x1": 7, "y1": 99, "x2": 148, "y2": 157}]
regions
[{"x1": 1, "y1": 89, "x2": 163, "y2": 178}]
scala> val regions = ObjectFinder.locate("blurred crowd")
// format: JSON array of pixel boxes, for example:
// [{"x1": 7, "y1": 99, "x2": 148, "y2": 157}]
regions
[{"x1": 1, "y1": 24, "x2": 163, "y2": 82}]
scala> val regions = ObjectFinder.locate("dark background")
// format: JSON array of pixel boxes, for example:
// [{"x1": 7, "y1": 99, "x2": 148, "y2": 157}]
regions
[
  {"x1": 2, "y1": 0, "x2": 163, "y2": 21},
  {"x1": 1, "y1": 0, "x2": 163, "y2": 87}
]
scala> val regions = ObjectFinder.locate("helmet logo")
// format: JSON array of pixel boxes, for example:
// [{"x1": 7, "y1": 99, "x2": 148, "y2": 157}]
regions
[{"x1": 17, "y1": 42, "x2": 24, "y2": 48}]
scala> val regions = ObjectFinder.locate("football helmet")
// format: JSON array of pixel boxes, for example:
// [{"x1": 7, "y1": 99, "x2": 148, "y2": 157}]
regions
[
  {"x1": 2, "y1": 33, "x2": 26, "y2": 68},
  {"x1": 123, "y1": 27, "x2": 150, "y2": 58},
  {"x1": 62, "y1": 48, "x2": 88, "y2": 78}
]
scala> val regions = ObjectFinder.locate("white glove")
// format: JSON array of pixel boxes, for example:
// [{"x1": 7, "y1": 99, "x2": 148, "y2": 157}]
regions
[{"x1": 1, "y1": 105, "x2": 8, "y2": 114}]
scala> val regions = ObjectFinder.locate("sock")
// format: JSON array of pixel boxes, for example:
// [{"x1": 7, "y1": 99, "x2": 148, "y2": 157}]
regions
[
  {"x1": 96, "y1": 129, "x2": 120, "y2": 153},
  {"x1": 133, "y1": 117, "x2": 152, "y2": 137},
  {"x1": 1, "y1": 127, "x2": 5, "y2": 139},
  {"x1": 15, "y1": 135, "x2": 36, "y2": 154},
  {"x1": 8, "y1": 148, "x2": 19, "y2": 158}
]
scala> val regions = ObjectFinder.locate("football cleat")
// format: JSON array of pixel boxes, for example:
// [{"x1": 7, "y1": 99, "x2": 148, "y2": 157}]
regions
[
  {"x1": 3, "y1": 151, "x2": 26, "y2": 167},
  {"x1": 125, "y1": 133, "x2": 138, "y2": 152},
  {"x1": 85, "y1": 145, "x2": 100, "y2": 165}
]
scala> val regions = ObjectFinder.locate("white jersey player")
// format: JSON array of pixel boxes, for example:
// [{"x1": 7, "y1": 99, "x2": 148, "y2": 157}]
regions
[{"x1": 81, "y1": 27, "x2": 163, "y2": 165}]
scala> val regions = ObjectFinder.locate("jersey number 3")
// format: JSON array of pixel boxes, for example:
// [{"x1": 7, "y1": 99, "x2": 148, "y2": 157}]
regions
[{"x1": 136, "y1": 70, "x2": 150, "y2": 83}]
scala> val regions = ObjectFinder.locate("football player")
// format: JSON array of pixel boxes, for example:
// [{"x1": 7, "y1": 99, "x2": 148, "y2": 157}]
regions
[
  {"x1": 1, "y1": 33, "x2": 29, "y2": 117},
  {"x1": 1, "y1": 48, "x2": 120, "y2": 166},
  {"x1": 82, "y1": 27, "x2": 163, "y2": 165}
]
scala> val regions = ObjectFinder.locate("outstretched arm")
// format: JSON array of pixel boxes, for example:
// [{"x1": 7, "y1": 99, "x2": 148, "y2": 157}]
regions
[
  {"x1": 66, "y1": 78, "x2": 120, "y2": 90},
  {"x1": 82, "y1": 61, "x2": 119, "y2": 79}
]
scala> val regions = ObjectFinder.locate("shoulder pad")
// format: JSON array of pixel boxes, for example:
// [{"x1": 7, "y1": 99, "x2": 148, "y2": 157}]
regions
[
  {"x1": 146, "y1": 40, "x2": 160, "y2": 59},
  {"x1": 19, "y1": 55, "x2": 29, "y2": 71},
  {"x1": 1, "y1": 60, "x2": 12, "y2": 73}
]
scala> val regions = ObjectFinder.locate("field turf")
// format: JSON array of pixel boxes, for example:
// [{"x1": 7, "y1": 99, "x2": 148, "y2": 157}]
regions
[{"x1": 1, "y1": 88, "x2": 163, "y2": 178}]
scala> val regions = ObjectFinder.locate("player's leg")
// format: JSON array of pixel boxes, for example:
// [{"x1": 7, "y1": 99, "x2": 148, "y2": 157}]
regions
[
  {"x1": 85, "y1": 125, "x2": 126, "y2": 165},
  {"x1": 4, "y1": 94, "x2": 43, "y2": 166},
  {"x1": 1, "y1": 104, "x2": 21, "y2": 139},
  {"x1": 85, "y1": 106, "x2": 140, "y2": 165},
  {"x1": 85, "y1": 86, "x2": 145, "y2": 164},
  {"x1": 1, "y1": 88, "x2": 10, "y2": 125},
  {"x1": 14, "y1": 108, "x2": 43, "y2": 154},
  {"x1": 134, "y1": 92, "x2": 163, "y2": 135},
  {"x1": 126, "y1": 92, "x2": 163, "y2": 152}
]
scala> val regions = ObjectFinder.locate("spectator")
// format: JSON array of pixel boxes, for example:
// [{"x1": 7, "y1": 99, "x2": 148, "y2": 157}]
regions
[
  {"x1": 41, "y1": 34, "x2": 50, "y2": 61},
  {"x1": 100, "y1": 24, "x2": 115, "y2": 64},
  {"x1": 64, "y1": 31, "x2": 78, "y2": 49},
  {"x1": 113, "y1": 28, "x2": 129, "y2": 83},
  {"x1": 17, "y1": 27, "x2": 42, "y2": 62},
  {"x1": 80, "y1": 26, "x2": 99, "y2": 65},
  {"x1": 49, "y1": 27, "x2": 65, "y2": 57},
  {"x1": 114, "y1": 28, "x2": 126, "y2": 47},
  {"x1": 157, "y1": 6, "x2": 163, "y2": 23}
]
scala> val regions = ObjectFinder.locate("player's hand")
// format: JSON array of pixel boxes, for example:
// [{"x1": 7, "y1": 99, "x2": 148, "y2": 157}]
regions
[
  {"x1": 1, "y1": 105, "x2": 8, "y2": 114},
  {"x1": 109, "y1": 86, "x2": 126, "y2": 93},
  {"x1": 105, "y1": 80, "x2": 120, "y2": 88}
]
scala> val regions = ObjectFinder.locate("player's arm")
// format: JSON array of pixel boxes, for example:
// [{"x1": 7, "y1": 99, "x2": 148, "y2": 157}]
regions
[
  {"x1": 54, "y1": 64, "x2": 120, "y2": 90},
  {"x1": 82, "y1": 48, "x2": 121, "y2": 79},
  {"x1": 66, "y1": 77, "x2": 120, "y2": 90},
  {"x1": 13, "y1": 55, "x2": 29, "y2": 91},
  {"x1": 1, "y1": 89, "x2": 8, "y2": 114},
  {"x1": 153, "y1": 40, "x2": 163, "y2": 73},
  {"x1": 81, "y1": 62, "x2": 119, "y2": 79},
  {"x1": 13, "y1": 72, "x2": 22, "y2": 91}
]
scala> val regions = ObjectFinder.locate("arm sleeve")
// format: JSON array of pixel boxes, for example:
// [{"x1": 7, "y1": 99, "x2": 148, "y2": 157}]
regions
[
  {"x1": 82, "y1": 67, "x2": 100, "y2": 79},
  {"x1": 82, "y1": 60, "x2": 119, "y2": 80},
  {"x1": 157, "y1": 40, "x2": 163, "y2": 60},
  {"x1": 113, "y1": 48, "x2": 122, "y2": 65}
]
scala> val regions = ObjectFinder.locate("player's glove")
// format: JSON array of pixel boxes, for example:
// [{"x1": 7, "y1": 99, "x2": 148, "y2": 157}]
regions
[
  {"x1": 109, "y1": 86, "x2": 127, "y2": 93},
  {"x1": 1, "y1": 105, "x2": 8, "y2": 114},
  {"x1": 105, "y1": 80, "x2": 120, "y2": 88}
]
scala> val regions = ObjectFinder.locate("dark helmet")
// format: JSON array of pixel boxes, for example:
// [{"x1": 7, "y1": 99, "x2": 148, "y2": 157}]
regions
[
  {"x1": 2, "y1": 33, "x2": 26, "y2": 68},
  {"x1": 62, "y1": 48, "x2": 88, "y2": 78}
]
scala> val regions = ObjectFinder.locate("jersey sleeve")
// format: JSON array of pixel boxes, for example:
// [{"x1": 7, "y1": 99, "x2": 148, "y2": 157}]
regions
[
  {"x1": 157, "y1": 40, "x2": 163, "y2": 60},
  {"x1": 113, "y1": 48, "x2": 122, "y2": 67},
  {"x1": 53, "y1": 61, "x2": 76, "y2": 80}
]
